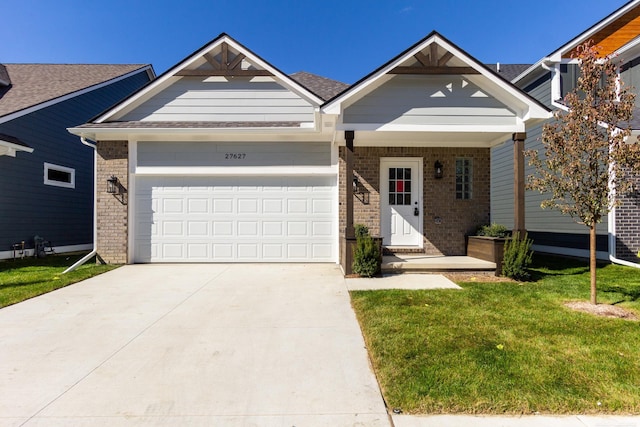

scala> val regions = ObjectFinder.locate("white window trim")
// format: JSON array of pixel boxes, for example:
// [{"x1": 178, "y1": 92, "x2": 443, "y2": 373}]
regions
[
  {"x1": 455, "y1": 158, "x2": 473, "y2": 200},
  {"x1": 44, "y1": 162, "x2": 75, "y2": 189}
]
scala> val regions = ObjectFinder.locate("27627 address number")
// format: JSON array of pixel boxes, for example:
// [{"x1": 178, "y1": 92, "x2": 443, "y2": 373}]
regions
[{"x1": 225, "y1": 153, "x2": 246, "y2": 160}]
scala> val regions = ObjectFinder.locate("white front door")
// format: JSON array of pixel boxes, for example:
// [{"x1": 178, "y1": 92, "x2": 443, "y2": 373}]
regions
[{"x1": 380, "y1": 158, "x2": 423, "y2": 247}]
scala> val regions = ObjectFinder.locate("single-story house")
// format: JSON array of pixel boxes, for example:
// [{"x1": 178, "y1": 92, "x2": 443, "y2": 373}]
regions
[
  {"x1": 0, "y1": 63, "x2": 154, "y2": 259},
  {"x1": 491, "y1": 0, "x2": 640, "y2": 266},
  {"x1": 69, "y1": 32, "x2": 551, "y2": 272}
]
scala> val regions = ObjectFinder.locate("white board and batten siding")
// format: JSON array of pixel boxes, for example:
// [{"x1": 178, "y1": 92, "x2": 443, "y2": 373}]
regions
[
  {"x1": 133, "y1": 141, "x2": 337, "y2": 263},
  {"x1": 120, "y1": 77, "x2": 315, "y2": 123},
  {"x1": 343, "y1": 75, "x2": 517, "y2": 126}
]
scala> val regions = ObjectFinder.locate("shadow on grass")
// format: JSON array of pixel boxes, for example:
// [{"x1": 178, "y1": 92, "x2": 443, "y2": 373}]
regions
[{"x1": 602, "y1": 285, "x2": 640, "y2": 304}]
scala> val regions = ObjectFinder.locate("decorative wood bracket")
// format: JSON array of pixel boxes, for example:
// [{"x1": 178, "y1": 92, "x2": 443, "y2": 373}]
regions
[
  {"x1": 390, "y1": 44, "x2": 479, "y2": 75},
  {"x1": 176, "y1": 42, "x2": 274, "y2": 77}
]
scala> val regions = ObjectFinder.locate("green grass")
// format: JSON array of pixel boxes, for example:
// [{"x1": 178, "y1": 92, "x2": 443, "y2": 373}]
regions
[
  {"x1": 0, "y1": 253, "x2": 118, "y2": 308},
  {"x1": 351, "y1": 255, "x2": 640, "y2": 415}
]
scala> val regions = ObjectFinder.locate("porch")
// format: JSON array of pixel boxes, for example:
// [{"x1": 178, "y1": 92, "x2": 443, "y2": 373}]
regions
[{"x1": 382, "y1": 254, "x2": 496, "y2": 274}]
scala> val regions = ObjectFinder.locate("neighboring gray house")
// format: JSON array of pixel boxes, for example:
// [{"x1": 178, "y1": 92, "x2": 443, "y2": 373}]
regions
[
  {"x1": 491, "y1": 0, "x2": 640, "y2": 265},
  {"x1": 0, "y1": 64, "x2": 154, "y2": 259}
]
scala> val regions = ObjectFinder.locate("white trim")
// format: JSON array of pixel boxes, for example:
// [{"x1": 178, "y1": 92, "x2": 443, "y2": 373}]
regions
[
  {"x1": 43, "y1": 162, "x2": 75, "y2": 189},
  {"x1": 96, "y1": 35, "x2": 323, "y2": 123},
  {"x1": 0, "y1": 139, "x2": 34, "y2": 157},
  {"x1": 0, "y1": 66, "x2": 153, "y2": 125},
  {"x1": 335, "y1": 122, "x2": 527, "y2": 133},
  {"x1": 128, "y1": 139, "x2": 137, "y2": 264},
  {"x1": 134, "y1": 165, "x2": 338, "y2": 176},
  {"x1": 0, "y1": 243, "x2": 92, "y2": 260},
  {"x1": 323, "y1": 33, "x2": 550, "y2": 122}
]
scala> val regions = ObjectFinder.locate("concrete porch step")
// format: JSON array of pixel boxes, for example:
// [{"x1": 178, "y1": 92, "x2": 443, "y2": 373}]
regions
[{"x1": 382, "y1": 254, "x2": 496, "y2": 273}]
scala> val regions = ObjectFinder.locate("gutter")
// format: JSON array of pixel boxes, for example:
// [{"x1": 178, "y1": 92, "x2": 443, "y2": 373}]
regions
[
  {"x1": 608, "y1": 209, "x2": 640, "y2": 269},
  {"x1": 63, "y1": 137, "x2": 98, "y2": 273}
]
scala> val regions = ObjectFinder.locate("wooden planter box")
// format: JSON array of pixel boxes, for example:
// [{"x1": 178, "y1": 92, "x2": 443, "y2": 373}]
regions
[
  {"x1": 466, "y1": 236, "x2": 508, "y2": 276},
  {"x1": 341, "y1": 236, "x2": 383, "y2": 276}
]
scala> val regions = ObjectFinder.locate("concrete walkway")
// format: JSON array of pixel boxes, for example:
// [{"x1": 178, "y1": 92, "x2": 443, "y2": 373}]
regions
[{"x1": 0, "y1": 264, "x2": 388, "y2": 426}]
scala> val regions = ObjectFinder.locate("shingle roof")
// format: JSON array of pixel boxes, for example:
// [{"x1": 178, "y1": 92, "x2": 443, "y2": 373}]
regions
[
  {"x1": 289, "y1": 71, "x2": 349, "y2": 101},
  {"x1": 485, "y1": 64, "x2": 532, "y2": 82},
  {"x1": 0, "y1": 64, "x2": 150, "y2": 119}
]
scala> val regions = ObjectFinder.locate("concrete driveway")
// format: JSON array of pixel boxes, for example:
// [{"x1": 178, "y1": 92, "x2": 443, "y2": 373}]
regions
[{"x1": 0, "y1": 264, "x2": 389, "y2": 426}]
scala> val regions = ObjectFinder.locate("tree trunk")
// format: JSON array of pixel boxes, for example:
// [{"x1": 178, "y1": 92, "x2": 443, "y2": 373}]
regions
[{"x1": 590, "y1": 223, "x2": 597, "y2": 305}]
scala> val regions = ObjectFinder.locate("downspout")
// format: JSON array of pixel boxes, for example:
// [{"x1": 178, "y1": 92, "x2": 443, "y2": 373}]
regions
[{"x1": 63, "y1": 137, "x2": 98, "y2": 273}]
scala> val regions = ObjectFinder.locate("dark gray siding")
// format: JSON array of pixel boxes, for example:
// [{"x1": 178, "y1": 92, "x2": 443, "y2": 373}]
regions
[
  {"x1": 491, "y1": 70, "x2": 608, "y2": 257},
  {"x1": 621, "y1": 57, "x2": 640, "y2": 108},
  {"x1": 560, "y1": 64, "x2": 580, "y2": 100},
  {"x1": 0, "y1": 71, "x2": 150, "y2": 254}
]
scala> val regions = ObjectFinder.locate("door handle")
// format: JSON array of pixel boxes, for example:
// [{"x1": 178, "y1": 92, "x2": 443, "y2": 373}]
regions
[{"x1": 414, "y1": 202, "x2": 419, "y2": 216}]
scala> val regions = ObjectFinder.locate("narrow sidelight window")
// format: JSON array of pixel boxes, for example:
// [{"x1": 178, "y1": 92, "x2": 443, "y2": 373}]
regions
[{"x1": 455, "y1": 158, "x2": 472, "y2": 200}]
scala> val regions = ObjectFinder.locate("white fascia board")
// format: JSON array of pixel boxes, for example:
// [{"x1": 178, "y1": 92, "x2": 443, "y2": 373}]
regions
[
  {"x1": 336, "y1": 122, "x2": 526, "y2": 133},
  {"x1": 68, "y1": 125, "x2": 320, "y2": 137},
  {"x1": 613, "y1": 35, "x2": 640, "y2": 62},
  {"x1": 0, "y1": 66, "x2": 153, "y2": 126},
  {"x1": 99, "y1": 36, "x2": 323, "y2": 123},
  {"x1": 0, "y1": 139, "x2": 34, "y2": 155},
  {"x1": 135, "y1": 165, "x2": 338, "y2": 176}
]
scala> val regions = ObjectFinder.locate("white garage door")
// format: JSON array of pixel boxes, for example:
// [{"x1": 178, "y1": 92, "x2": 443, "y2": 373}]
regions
[{"x1": 134, "y1": 176, "x2": 337, "y2": 262}]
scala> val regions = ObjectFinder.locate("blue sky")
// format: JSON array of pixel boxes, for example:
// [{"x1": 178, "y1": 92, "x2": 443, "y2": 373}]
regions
[{"x1": 1, "y1": 0, "x2": 630, "y2": 83}]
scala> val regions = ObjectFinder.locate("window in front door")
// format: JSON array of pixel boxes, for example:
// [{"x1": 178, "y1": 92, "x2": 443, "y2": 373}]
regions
[{"x1": 388, "y1": 167, "x2": 412, "y2": 205}]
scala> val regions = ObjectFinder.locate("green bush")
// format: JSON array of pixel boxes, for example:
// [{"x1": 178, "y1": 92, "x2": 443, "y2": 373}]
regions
[
  {"x1": 352, "y1": 224, "x2": 380, "y2": 277},
  {"x1": 502, "y1": 232, "x2": 534, "y2": 280},
  {"x1": 355, "y1": 223, "x2": 369, "y2": 239},
  {"x1": 476, "y1": 223, "x2": 510, "y2": 238}
]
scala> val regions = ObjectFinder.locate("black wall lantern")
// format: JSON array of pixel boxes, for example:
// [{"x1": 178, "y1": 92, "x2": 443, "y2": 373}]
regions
[
  {"x1": 106, "y1": 175, "x2": 119, "y2": 194},
  {"x1": 434, "y1": 161, "x2": 443, "y2": 179}
]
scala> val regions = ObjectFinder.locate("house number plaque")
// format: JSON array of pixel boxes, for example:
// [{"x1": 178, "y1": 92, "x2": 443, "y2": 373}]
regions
[{"x1": 225, "y1": 153, "x2": 247, "y2": 160}]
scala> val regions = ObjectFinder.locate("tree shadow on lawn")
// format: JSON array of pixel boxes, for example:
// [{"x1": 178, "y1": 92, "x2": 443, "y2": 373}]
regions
[
  {"x1": 527, "y1": 254, "x2": 593, "y2": 281},
  {"x1": 602, "y1": 285, "x2": 640, "y2": 304}
]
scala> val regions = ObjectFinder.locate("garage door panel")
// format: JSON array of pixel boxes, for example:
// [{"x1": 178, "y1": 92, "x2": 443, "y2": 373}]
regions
[{"x1": 135, "y1": 176, "x2": 336, "y2": 262}]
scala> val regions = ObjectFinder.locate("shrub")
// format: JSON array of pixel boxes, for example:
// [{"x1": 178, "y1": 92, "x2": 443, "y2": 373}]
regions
[
  {"x1": 355, "y1": 223, "x2": 369, "y2": 239},
  {"x1": 352, "y1": 224, "x2": 380, "y2": 277},
  {"x1": 476, "y1": 223, "x2": 510, "y2": 238},
  {"x1": 502, "y1": 232, "x2": 534, "y2": 280}
]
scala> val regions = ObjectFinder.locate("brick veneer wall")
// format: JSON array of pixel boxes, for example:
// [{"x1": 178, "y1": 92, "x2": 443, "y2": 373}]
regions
[
  {"x1": 339, "y1": 146, "x2": 490, "y2": 255},
  {"x1": 615, "y1": 170, "x2": 640, "y2": 261},
  {"x1": 96, "y1": 141, "x2": 128, "y2": 264}
]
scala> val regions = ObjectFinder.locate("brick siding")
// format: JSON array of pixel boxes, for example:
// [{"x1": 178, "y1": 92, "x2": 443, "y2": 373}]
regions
[
  {"x1": 339, "y1": 146, "x2": 490, "y2": 256},
  {"x1": 615, "y1": 170, "x2": 640, "y2": 261},
  {"x1": 96, "y1": 141, "x2": 128, "y2": 264}
]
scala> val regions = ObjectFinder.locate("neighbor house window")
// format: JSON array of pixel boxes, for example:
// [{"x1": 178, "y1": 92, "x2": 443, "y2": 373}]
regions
[
  {"x1": 455, "y1": 158, "x2": 472, "y2": 199},
  {"x1": 44, "y1": 162, "x2": 75, "y2": 188}
]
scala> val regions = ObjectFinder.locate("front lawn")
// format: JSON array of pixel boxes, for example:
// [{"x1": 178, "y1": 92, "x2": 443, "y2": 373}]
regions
[
  {"x1": 0, "y1": 253, "x2": 118, "y2": 308},
  {"x1": 351, "y1": 255, "x2": 640, "y2": 415}
]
